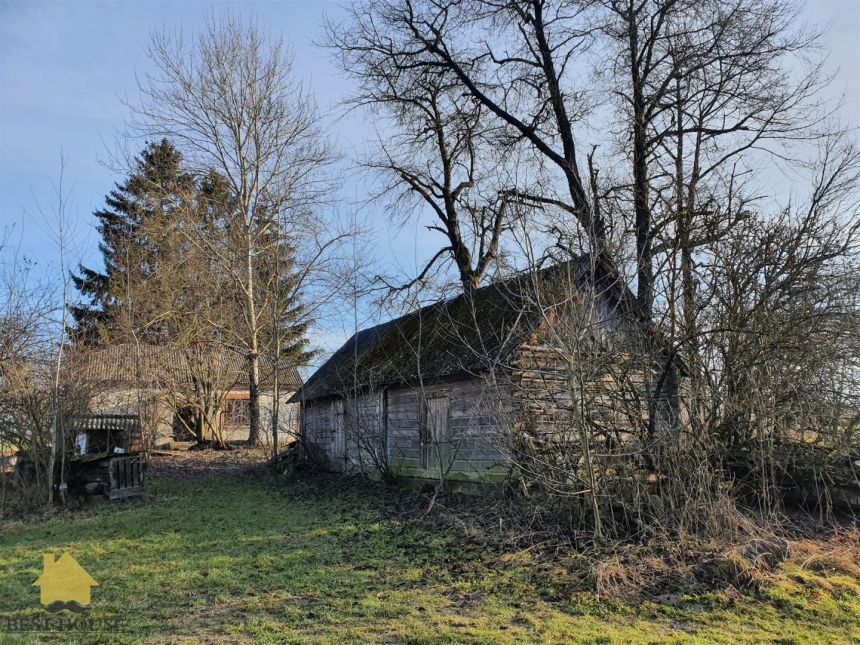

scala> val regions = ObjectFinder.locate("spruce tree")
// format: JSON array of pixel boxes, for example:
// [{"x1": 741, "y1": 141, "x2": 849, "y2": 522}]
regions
[
  {"x1": 72, "y1": 139, "x2": 314, "y2": 448},
  {"x1": 257, "y1": 227, "x2": 313, "y2": 368},
  {"x1": 71, "y1": 140, "x2": 195, "y2": 343}
]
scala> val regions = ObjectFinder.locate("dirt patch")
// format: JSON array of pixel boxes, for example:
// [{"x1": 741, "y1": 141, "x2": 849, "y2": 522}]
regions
[
  {"x1": 148, "y1": 447, "x2": 270, "y2": 480},
  {"x1": 181, "y1": 597, "x2": 251, "y2": 631}
]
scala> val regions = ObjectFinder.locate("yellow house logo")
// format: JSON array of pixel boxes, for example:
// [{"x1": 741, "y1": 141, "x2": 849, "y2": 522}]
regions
[{"x1": 32, "y1": 553, "x2": 98, "y2": 613}]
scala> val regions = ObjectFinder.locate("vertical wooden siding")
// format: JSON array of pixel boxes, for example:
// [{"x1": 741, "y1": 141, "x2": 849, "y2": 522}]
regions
[{"x1": 302, "y1": 378, "x2": 510, "y2": 483}]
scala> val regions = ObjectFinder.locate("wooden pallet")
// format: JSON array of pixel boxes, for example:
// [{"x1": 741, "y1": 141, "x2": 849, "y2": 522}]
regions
[{"x1": 107, "y1": 455, "x2": 146, "y2": 499}]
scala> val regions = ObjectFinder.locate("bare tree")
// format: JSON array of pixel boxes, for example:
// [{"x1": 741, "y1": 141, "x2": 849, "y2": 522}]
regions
[
  {"x1": 131, "y1": 15, "x2": 334, "y2": 445},
  {"x1": 333, "y1": 0, "x2": 857, "y2": 479},
  {"x1": 325, "y1": 19, "x2": 521, "y2": 292},
  {"x1": 154, "y1": 345, "x2": 243, "y2": 449},
  {"x1": 333, "y1": 0, "x2": 623, "y2": 295},
  {"x1": 1, "y1": 159, "x2": 91, "y2": 510},
  {"x1": 335, "y1": 0, "x2": 841, "y2": 313},
  {"x1": 693, "y1": 136, "x2": 860, "y2": 511},
  {"x1": 1, "y1": 244, "x2": 59, "y2": 509}
]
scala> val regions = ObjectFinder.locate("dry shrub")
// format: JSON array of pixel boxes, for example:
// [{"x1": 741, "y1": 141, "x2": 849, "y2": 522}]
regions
[
  {"x1": 585, "y1": 547, "x2": 680, "y2": 600},
  {"x1": 742, "y1": 537, "x2": 791, "y2": 569},
  {"x1": 708, "y1": 537, "x2": 789, "y2": 590},
  {"x1": 589, "y1": 557, "x2": 642, "y2": 599},
  {"x1": 804, "y1": 552, "x2": 860, "y2": 579},
  {"x1": 690, "y1": 495, "x2": 767, "y2": 542},
  {"x1": 369, "y1": 468, "x2": 859, "y2": 602},
  {"x1": 582, "y1": 539, "x2": 781, "y2": 599},
  {"x1": 711, "y1": 551, "x2": 771, "y2": 589},
  {"x1": 270, "y1": 439, "x2": 328, "y2": 479}
]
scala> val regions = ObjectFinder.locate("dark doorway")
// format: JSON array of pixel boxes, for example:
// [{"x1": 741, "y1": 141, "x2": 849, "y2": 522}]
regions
[{"x1": 172, "y1": 406, "x2": 200, "y2": 441}]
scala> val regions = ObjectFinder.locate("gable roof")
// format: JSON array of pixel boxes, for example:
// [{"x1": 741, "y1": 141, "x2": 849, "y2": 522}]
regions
[
  {"x1": 293, "y1": 257, "x2": 639, "y2": 403},
  {"x1": 70, "y1": 344, "x2": 303, "y2": 391}
]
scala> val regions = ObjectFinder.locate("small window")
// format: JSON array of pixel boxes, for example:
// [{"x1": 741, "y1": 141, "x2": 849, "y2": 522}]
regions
[{"x1": 224, "y1": 398, "x2": 250, "y2": 428}]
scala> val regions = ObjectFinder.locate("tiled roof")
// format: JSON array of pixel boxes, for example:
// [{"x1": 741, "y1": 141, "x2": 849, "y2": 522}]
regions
[{"x1": 70, "y1": 343, "x2": 302, "y2": 391}]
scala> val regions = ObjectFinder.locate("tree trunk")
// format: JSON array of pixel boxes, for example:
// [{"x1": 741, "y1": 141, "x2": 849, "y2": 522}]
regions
[
  {"x1": 246, "y1": 228, "x2": 261, "y2": 446},
  {"x1": 568, "y1": 362, "x2": 603, "y2": 540},
  {"x1": 271, "y1": 361, "x2": 280, "y2": 457},
  {"x1": 248, "y1": 357, "x2": 261, "y2": 445},
  {"x1": 628, "y1": 2, "x2": 653, "y2": 321}
]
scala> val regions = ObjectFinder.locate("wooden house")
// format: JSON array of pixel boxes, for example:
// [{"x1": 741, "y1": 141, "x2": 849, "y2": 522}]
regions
[{"x1": 292, "y1": 258, "x2": 680, "y2": 489}]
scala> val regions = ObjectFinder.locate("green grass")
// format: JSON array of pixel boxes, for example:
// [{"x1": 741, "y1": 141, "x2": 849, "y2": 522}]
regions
[{"x1": 0, "y1": 467, "x2": 858, "y2": 644}]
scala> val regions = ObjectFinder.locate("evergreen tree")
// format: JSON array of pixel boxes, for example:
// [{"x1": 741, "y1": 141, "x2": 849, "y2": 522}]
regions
[
  {"x1": 256, "y1": 225, "x2": 314, "y2": 368},
  {"x1": 71, "y1": 140, "x2": 195, "y2": 343},
  {"x1": 73, "y1": 138, "x2": 313, "y2": 368},
  {"x1": 73, "y1": 138, "x2": 314, "y2": 447}
]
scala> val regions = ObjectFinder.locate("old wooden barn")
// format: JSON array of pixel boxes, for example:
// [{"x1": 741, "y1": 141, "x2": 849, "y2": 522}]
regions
[{"x1": 293, "y1": 257, "x2": 679, "y2": 488}]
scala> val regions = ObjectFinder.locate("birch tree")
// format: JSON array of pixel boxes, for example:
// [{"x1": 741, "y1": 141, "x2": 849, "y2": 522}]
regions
[{"x1": 131, "y1": 15, "x2": 333, "y2": 444}]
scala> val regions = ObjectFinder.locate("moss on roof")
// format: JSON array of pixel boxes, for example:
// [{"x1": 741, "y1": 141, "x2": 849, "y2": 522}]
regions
[{"x1": 294, "y1": 257, "x2": 635, "y2": 402}]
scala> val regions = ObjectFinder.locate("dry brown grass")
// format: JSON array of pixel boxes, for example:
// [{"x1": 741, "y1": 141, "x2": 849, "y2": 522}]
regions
[
  {"x1": 588, "y1": 555, "x2": 653, "y2": 599},
  {"x1": 578, "y1": 530, "x2": 859, "y2": 601},
  {"x1": 148, "y1": 445, "x2": 270, "y2": 479},
  {"x1": 793, "y1": 528, "x2": 860, "y2": 579},
  {"x1": 407, "y1": 482, "x2": 860, "y2": 605}
]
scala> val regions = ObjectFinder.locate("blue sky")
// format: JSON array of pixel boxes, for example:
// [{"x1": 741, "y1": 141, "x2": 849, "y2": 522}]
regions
[
  {"x1": 0, "y1": 1, "x2": 383, "y2": 270},
  {"x1": 1, "y1": 0, "x2": 859, "y2": 355}
]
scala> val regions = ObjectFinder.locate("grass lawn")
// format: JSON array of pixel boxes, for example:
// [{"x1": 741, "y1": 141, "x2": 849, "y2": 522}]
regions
[{"x1": 0, "y1": 454, "x2": 858, "y2": 644}]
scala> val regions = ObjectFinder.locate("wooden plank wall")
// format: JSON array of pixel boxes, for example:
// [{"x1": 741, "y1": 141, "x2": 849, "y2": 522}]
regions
[
  {"x1": 303, "y1": 399, "x2": 345, "y2": 472},
  {"x1": 343, "y1": 392, "x2": 386, "y2": 473},
  {"x1": 387, "y1": 379, "x2": 509, "y2": 482},
  {"x1": 302, "y1": 377, "x2": 510, "y2": 483},
  {"x1": 508, "y1": 329, "x2": 680, "y2": 452}
]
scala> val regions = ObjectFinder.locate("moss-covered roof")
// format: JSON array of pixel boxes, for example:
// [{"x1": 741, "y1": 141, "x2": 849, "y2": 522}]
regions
[{"x1": 293, "y1": 257, "x2": 637, "y2": 402}]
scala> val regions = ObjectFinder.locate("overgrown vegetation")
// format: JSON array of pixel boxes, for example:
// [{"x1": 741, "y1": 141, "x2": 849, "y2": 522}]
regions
[
  {"x1": 0, "y1": 454, "x2": 858, "y2": 644},
  {"x1": 319, "y1": 0, "x2": 860, "y2": 542},
  {"x1": 1, "y1": 166, "x2": 88, "y2": 511},
  {"x1": 1, "y1": 6, "x2": 858, "y2": 642}
]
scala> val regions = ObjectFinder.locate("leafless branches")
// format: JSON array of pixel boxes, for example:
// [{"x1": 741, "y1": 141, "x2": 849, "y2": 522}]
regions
[
  {"x1": 326, "y1": 12, "x2": 523, "y2": 292},
  {"x1": 130, "y1": 15, "x2": 336, "y2": 444}
]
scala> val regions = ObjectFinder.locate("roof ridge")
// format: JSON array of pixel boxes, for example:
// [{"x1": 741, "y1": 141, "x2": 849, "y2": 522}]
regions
[{"x1": 293, "y1": 258, "x2": 628, "y2": 402}]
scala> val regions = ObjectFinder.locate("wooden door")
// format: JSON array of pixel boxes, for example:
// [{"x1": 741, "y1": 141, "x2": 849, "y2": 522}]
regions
[
  {"x1": 331, "y1": 399, "x2": 345, "y2": 470},
  {"x1": 421, "y1": 395, "x2": 449, "y2": 470}
]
